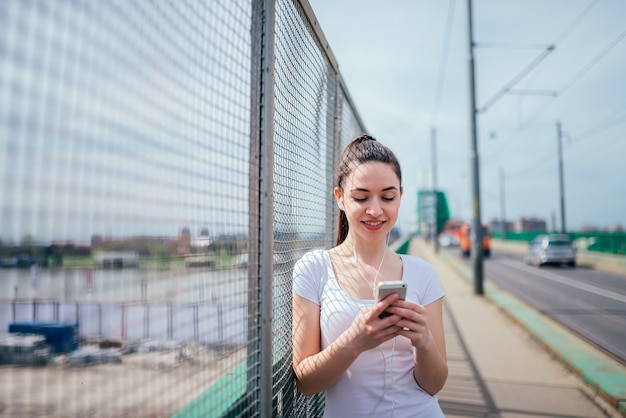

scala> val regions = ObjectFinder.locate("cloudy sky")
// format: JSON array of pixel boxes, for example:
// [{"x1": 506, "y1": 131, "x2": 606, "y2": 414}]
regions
[{"x1": 308, "y1": 0, "x2": 626, "y2": 233}]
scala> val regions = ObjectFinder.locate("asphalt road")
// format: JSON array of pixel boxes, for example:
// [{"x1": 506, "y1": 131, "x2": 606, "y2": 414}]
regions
[{"x1": 448, "y1": 246, "x2": 626, "y2": 366}]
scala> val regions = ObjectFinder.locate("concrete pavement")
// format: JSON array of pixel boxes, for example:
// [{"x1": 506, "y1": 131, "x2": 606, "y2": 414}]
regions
[{"x1": 408, "y1": 237, "x2": 626, "y2": 418}]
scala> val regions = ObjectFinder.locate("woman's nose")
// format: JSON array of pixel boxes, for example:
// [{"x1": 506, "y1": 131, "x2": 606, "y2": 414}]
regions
[{"x1": 366, "y1": 199, "x2": 382, "y2": 216}]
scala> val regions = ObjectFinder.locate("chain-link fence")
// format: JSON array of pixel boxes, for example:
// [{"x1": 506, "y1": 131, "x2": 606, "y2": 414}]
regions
[{"x1": 0, "y1": 0, "x2": 363, "y2": 416}]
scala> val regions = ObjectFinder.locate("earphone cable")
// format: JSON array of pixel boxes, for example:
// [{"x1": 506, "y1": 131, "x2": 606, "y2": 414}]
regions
[{"x1": 351, "y1": 231, "x2": 389, "y2": 299}]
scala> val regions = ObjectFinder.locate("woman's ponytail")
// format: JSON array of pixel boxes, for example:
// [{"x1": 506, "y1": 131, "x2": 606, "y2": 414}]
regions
[{"x1": 335, "y1": 210, "x2": 349, "y2": 245}]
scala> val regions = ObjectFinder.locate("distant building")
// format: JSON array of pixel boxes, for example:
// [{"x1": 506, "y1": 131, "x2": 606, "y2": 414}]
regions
[
  {"x1": 514, "y1": 217, "x2": 547, "y2": 233},
  {"x1": 178, "y1": 227, "x2": 191, "y2": 254},
  {"x1": 191, "y1": 236, "x2": 212, "y2": 249},
  {"x1": 450, "y1": 216, "x2": 549, "y2": 237},
  {"x1": 91, "y1": 235, "x2": 104, "y2": 248},
  {"x1": 93, "y1": 251, "x2": 139, "y2": 268},
  {"x1": 489, "y1": 218, "x2": 514, "y2": 234}
]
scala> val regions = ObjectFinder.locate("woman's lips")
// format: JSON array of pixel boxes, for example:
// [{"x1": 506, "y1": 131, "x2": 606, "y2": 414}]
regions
[{"x1": 362, "y1": 220, "x2": 386, "y2": 230}]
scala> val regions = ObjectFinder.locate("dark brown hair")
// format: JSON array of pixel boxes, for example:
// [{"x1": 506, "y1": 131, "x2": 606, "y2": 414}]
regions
[{"x1": 335, "y1": 134, "x2": 402, "y2": 245}]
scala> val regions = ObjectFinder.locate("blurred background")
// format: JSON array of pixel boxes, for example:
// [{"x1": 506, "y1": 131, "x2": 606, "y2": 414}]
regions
[{"x1": 311, "y1": 0, "x2": 626, "y2": 235}]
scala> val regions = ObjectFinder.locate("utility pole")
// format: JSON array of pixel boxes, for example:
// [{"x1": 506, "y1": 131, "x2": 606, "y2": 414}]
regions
[
  {"x1": 557, "y1": 121, "x2": 566, "y2": 234},
  {"x1": 432, "y1": 127, "x2": 439, "y2": 253},
  {"x1": 467, "y1": 0, "x2": 483, "y2": 294}
]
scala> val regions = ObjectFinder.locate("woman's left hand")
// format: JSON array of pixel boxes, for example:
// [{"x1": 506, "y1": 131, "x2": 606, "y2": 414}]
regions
[{"x1": 384, "y1": 299, "x2": 432, "y2": 349}]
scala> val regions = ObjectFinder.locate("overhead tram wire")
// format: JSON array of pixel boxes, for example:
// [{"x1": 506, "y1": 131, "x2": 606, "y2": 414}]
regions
[
  {"x1": 499, "y1": 38, "x2": 626, "y2": 182},
  {"x1": 505, "y1": 27, "x2": 626, "y2": 137},
  {"x1": 507, "y1": 152, "x2": 554, "y2": 179},
  {"x1": 506, "y1": 110, "x2": 626, "y2": 180},
  {"x1": 571, "y1": 112, "x2": 626, "y2": 144},
  {"x1": 475, "y1": 0, "x2": 603, "y2": 115},
  {"x1": 428, "y1": 0, "x2": 455, "y2": 253},
  {"x1": 552, "y1": 0, "x2": 601, "y2": 44},
  {"x1": 473, "y1": 42, "x2": 553, "y2": 50},
  {"x1": 485, "y1": 0, "x2": 601, "y2": 122},
  {"x1": 569, "y1": 134, "x2": 626, "y2": 163},
  {"x1": 430, "y1": 0, "x2": 456, "y2": 128},
  {"x1": 481, "y1": 0, "x2": 602, "y2": 164},
  {"x1": 558, "y1": 29, "x2": 626, "y2": 95},
  {"x1": 509, "y1": 131, "x2": 626, "y2": 180},
  {"x1": 476, "y1": 45, "x2": 556, "y2": 115}
]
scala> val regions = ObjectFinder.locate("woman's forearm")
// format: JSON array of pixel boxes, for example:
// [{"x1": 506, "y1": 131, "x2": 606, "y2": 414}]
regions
[
  {"x1": 293, "y1": 331, "x2": 361, "y2": 397},
  {"x1": 412, "y1": 338, "x2": 448, "y2": 395}
]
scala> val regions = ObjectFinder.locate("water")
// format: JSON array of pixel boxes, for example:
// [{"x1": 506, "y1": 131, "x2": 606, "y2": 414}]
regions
[
  {"x1": 0, "y1": 265, "x2": 251, "y2": 344},
  {"x1": 0, "y1": 265, "x2": 249, "y2": 304}
]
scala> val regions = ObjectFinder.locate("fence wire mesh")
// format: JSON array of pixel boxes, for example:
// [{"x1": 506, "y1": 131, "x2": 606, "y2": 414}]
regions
[{"x1": 0, "y1": 0, "x2": 363, "y2": 416}]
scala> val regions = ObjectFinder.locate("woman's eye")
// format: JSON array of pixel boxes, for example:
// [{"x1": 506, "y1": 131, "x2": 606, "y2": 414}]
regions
[{"x1": 352, "y1": 196, "x2": 396, "y2": 202}]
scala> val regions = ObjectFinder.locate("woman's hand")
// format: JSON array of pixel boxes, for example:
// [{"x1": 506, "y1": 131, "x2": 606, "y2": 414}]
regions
[
  {"x1": 383, "y1": 298, "x2": 432, "y2": 349},
  {"x1": 345, "y1": 293, "x2": 403, "y2": 352},
  {"x1": 383, "y1": 297, "x2": 448, "y2": 396},
  {"x1": 292, "y1": 293, "x2": 406, "y2": 396}
]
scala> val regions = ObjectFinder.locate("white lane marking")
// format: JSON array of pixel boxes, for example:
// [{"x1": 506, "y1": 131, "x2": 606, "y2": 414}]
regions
[{"x1": 497, "y1": 259, "x2": 626, "y2": 304}]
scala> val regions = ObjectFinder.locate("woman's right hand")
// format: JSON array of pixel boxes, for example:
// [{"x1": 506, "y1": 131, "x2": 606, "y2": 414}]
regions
[
  {"x1": 292, "y1": 290, "x2": 405, "y2": 396},
  {"x1": 345, "y1": 293, "x2": 402, "y2": 352}
]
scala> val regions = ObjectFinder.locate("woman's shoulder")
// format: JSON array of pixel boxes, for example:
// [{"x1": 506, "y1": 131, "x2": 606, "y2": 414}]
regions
[
  {"x1": 399, "y1": 253, "x2": 436, "y2": 272},
  {"x1": 297, "y1": 248, "x2": 327, "y2": 262},
  {"x1": 400, "y1": 253, "x2": 444, "y2": 305},
  {"x1": 292, "y1": 249, "x2": 331, "y2": 301},
  {"x1": 294, "y1": 248, "x2": 329, "y2": 271}
]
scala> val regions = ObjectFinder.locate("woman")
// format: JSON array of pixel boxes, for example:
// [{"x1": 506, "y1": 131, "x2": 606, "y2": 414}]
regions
[{"x1": 292, "y1": 134, "x2": 448, "y2": 417}]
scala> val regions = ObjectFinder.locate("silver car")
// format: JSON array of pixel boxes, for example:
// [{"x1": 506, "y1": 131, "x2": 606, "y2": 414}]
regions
[{"x1": 525, "y1": 234, "x2": 576, "y2": 267}]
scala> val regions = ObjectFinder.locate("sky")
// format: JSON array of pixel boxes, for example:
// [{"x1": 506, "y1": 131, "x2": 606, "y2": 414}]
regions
[
  {"x1": 308, "y1": 0, "x2": 626, "y2": 233},
  {"x1": 0, "y1": 1, "x2": 252, "y2": 244}
]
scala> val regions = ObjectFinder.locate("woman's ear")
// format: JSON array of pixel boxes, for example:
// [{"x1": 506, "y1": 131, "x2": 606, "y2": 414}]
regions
[{"x1": 333, "y1": 187, "x2": 344, "y2": 211}]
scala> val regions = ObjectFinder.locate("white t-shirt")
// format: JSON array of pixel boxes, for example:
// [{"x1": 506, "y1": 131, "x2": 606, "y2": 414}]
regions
[{"x1": 293, "y1": 249, "x2": 446, "y2": 418}]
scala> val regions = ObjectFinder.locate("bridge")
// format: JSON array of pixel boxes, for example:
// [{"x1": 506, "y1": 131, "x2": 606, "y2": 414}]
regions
[{"x1": 1, "y1": 0, "x2": 624, "y2": 417}]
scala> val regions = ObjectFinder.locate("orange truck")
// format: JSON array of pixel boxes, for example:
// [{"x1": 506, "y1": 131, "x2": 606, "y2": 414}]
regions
[{"x1": 456, "y1": 222, "x2": 491, "y2": 258}]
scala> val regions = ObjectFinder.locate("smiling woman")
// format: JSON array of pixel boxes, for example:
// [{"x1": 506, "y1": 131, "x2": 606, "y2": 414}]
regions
[
  {"x1": 292, "y1": 134, "x2": 448, "y2": 417},
  {"x1": 333, "y1": 135, "x2": 403, "y2": 246},
  {"x1": 335, "y1": 159, "x2": 401, "y2": 244}
]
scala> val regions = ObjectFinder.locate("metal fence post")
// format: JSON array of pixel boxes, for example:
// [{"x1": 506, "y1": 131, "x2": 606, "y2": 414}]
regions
[
  {"x1": 327, "y1": 74, "x2": 341, "y2": 246},
  {"x1": 249, "y1": 0, "x2": 276, "y2": 416}
]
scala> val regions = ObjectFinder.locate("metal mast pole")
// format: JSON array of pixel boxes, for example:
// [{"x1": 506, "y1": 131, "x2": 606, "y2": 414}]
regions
[
  {"x1": 467, "y1": 0, "x2": 483, "y2": 294},
  {"x1": 557, "y1": 121, "x2": 566, "y2": 234},
  {"x1": 432, "y1": 127, "x2": 440, "y2": 253}
]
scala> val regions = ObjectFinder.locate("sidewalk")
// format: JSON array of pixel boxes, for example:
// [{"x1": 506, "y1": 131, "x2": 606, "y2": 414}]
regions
[{"x1": 408, "y1": 237, "x2": 625, "y2": 418}]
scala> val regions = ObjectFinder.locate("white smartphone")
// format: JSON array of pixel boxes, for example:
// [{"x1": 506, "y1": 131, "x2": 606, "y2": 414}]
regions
[
  {"x1": 377, "y1": 281, "x2": 407, "y2": 318},
  {"x1": 377, "y1": 281, "x2": 407, "y2": 301}
]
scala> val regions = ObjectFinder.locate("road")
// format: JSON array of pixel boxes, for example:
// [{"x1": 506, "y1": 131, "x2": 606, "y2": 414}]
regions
[{"x1": 447, "y1": 246, "x2": 626, "y2": 366}]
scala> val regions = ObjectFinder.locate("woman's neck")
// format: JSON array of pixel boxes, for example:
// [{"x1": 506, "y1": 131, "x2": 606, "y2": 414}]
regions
[{"x1": 342, "y1": 234, "x2": 388, "y2": 266}]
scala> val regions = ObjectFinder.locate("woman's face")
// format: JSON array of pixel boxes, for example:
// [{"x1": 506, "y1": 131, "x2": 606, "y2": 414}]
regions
[{"x1": 336, "y1": 161, "x2": 402, "y2": 243}]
